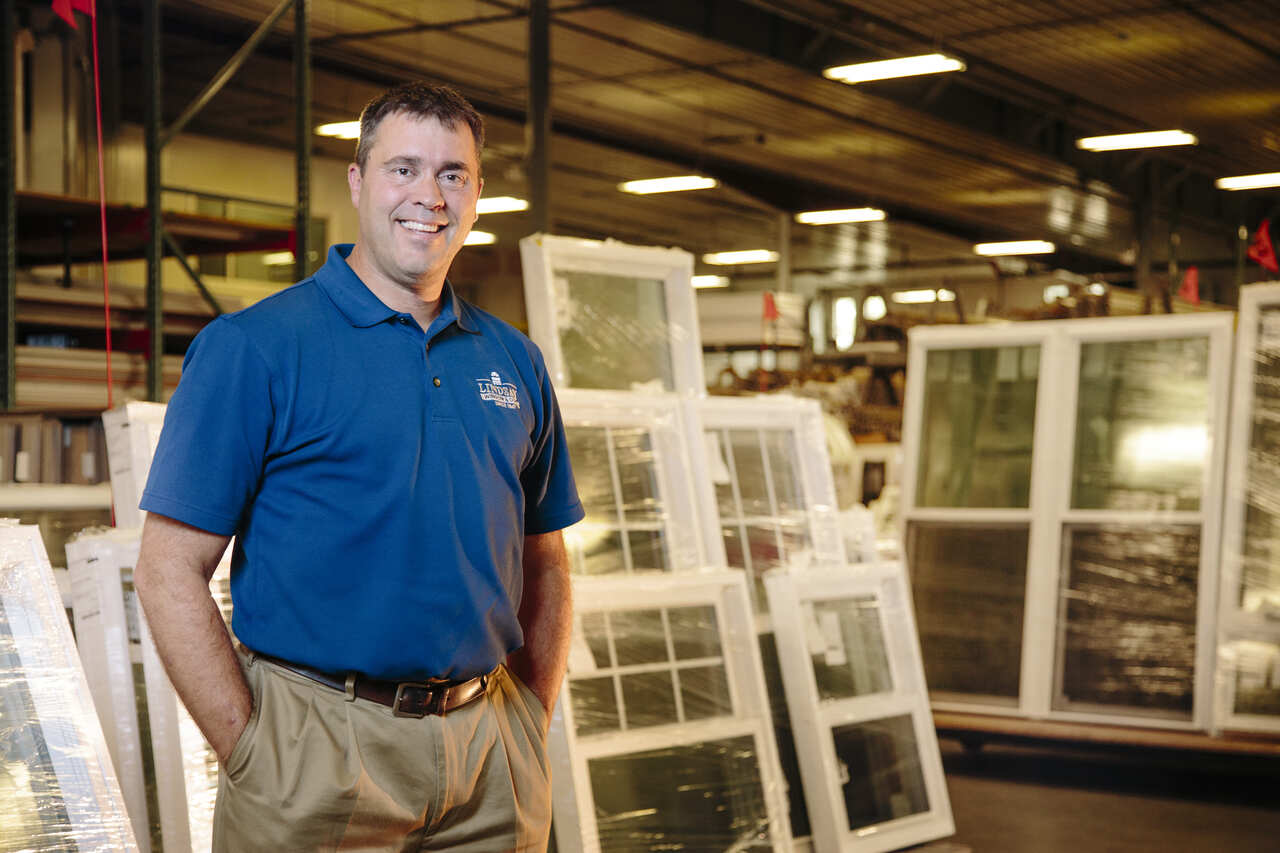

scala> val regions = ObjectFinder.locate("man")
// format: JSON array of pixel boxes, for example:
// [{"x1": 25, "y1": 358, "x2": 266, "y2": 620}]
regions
[{"x1": 134, "y1": 82, "x2": 582, "y2": 852}]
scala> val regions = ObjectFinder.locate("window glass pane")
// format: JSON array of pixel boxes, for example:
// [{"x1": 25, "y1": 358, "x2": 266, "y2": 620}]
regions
[
  {"x1": 613, "y1": 430, "x2": 660, "y2": 523},
  {"x1": 1231, "y1": 640, "x2": 1280, "y2": 718},
  {"x1": 907, "y1": 523, "x2": 1027, "y2": 700},
  {"x1": 588, "y1": 736, "x2": 773, "y2": 852},
  {"x1": 667, "y1": 606, "x2": 721, "y2": 660},
  {"x1": 1241, "y1": 308, "x2": 1280, "y2": 613},
  {"x1": 831, "y1": 715, "x2": 931, "y2": 831},
  {"x1": 580, "y1": 612, "x2": 612, "y2": 668},
  {"x1": 579, "y1": 530, "x2": 626, "y2": 575},
  {"x1": 764, "y1": 430, "x2": 803, "y2": 513},
  {"x1": 611, "y1": 610, "x2": 669, "y2": 666},
  {"x1": 566, "y1": 427, "x2": 615, "y2": 519},
  {"x1": 722, "y1": 527, "x2": 746, "y2": 570},
  {"x1": 626, "y1": 530, "x2": 667, "y2": 572},
  {"x1": 916, "y1": 345, "x2": 1039, "y2": 508},
  {"x1": 571, "y1": 676, "x2": 621, "y2": 736},
  {"x1": 758, "y1": 633, "x2": 811, "y2": 838},
  {"x1": 728, "y1": 430, "x2": 771, "y2": 514},
  {"x1": 1054, "y1": 525, "x2": 1199, "y2": 717},
  {"x1": 810, "y1": 596, "x2": 893, "y2": 700},
  {"x1": 679, "y1": 665, "x2": 733, "y2": 720},
  {"x1": 1072, "y1": 337, "x2": 1209, "y2": 511},
  {"x1": 557, "y1": 271, "x2": 674, "y2": 391},
  {"x1": 620, "y1": 672, "x2": 678, "y2": 727}
]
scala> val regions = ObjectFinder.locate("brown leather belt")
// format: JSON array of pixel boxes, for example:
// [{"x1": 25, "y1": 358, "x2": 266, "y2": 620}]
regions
[{"x1": 252, "y1": 650, "x2": 492, "y2": 718}]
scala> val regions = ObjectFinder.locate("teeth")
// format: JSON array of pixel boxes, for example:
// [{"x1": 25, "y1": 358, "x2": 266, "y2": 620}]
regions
[{"x1": 400, "y1": 221, "x2": 442, "y2": 233}]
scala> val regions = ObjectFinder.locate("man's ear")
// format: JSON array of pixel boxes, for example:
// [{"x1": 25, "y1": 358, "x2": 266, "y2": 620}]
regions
[
  {"x1": 474, "y1": 176, "x2": 485, "y2": 224},
  {"x1": 348, "y1": 163, "x2": 362, "y2": 208}
]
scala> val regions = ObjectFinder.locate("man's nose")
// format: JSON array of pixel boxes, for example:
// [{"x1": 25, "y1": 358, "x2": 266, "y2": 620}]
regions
[{"x1": 413, "y1": 176, "x2": 445, "y2": 209}]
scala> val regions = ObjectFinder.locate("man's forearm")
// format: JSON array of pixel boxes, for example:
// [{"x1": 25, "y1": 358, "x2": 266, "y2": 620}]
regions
[
  {"x1": 134, "y1": 515, "x2": 250, "y2": 764},
  {"x1": 507, "y1": 531, "x2": 573, "y2": 722}
]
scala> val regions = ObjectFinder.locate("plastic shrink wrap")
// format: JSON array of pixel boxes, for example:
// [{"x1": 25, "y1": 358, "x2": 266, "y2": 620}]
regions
[
  {"x1": 520, "y1": 234, "x2": 705, "y2": 395},
  {"x1": 0, "y1": 520, "x2": 138, "y2": 851},
  {"x1": 100, "y1": 403, "x2": 166, "y2": 529},
  {"x1": 550, "y1": 571, "x2": 792, "y2": 853}
]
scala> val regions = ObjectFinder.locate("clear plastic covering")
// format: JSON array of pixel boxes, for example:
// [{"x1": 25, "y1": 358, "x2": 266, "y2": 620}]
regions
[
  {"x1": 550, "y1": 571, "x2": 793, "y2": 852},
  {"x1": 559, "y1": 389, "x2": 715, "y2": 574},
  {"x1": 763, "y1": 562, "x2": 954, "y2": 852},
  {"x1": 520, "y1": 234, "x2": 706, "y2": 395},
  {"x1": 0, "y1": 521, "x2": 138, "y2": 851}
]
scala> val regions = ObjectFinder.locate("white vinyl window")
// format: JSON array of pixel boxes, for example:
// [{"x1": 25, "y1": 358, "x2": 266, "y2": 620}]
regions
[
  {"x1": 765, "y1": 563, "x2": 953, "y2": 853},
  {"x1": 559, "y1": 389, "x2": 723, "y2": 574},
  {"x1": 520, "y1": 234, "x2": 705, "y2": 394},
  {"x1": 694, "y1": 395, "x2": 847, "y2": 617},
  {"x1": 901, "y1": 314, "x2": 1232, "y2": 729},
  {"x1": 1, "y1": 523, "x2": 138, "y2": 851},
  {"x1": 1217, "y1": 282, "x2": 1280, "y2": 733},
  {"x1": 550, "y1": 571, "x2": 793, "y2": 853}
]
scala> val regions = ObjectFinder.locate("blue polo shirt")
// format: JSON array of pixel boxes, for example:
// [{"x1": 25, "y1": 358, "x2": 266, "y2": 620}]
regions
[{"x1": 141, "y1": 244, "x2": 583, "y2": 680}]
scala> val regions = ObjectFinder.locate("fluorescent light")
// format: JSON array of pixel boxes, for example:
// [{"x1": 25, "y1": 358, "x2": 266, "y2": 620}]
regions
[
  {"x1": 1044, "y1": 284, "x2": 1071, "y2": 303},
  {"x1": 862, "y1": 295, "x2": 887, "y2": 321},
  {"x1": 833, "y1": 297, "x2": 857, "y2": 350},
  {"x1": 1076, "y1": 130, "x2": 1196, "y2": 151},
  {"x1": 938, "y1": 289, "x2": 956, "y2": 302},
  {"x1": 1087, "y1": 282, "x2": 1107, "y2": 296},
  {"x1": 618, "y1": 175, "x2": 718, "y2": 195},
  {"x1": 262, "y1": 251, "x2": 295, "y2": 266},
  {"x1": 315, "y1": 120, "x2": 360, "y2": 139},
  {"x1": 974, "y1": 240, "x2": 1056, "y2": 256},
  {"x1": 702, "y1": 250, "x2": 779, "y2": 265},
  {"x1": 891, "y1": 289, "x2": 937, "y2": 304},
  {"x1": 795, "y1": 207, "x2": 886, "y2": 225},
  {"x1": 476, "y1": 196, "x2": 529, "y2": 214},
  {"x1": 692, "y1": 275, "x2": 730, "y2": 289},
  {"x1": 464, "y1": 230, "x2": 496, "y2": 246},
  {"x1": 823, "y1": 53, "x2": 965, "y2": 84},
  {"x1": 1215, "y1": 172, "x2": 1280, "y2": 191}
]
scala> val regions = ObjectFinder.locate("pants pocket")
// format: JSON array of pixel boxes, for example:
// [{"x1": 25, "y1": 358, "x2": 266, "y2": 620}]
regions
[
  {"x1": 224, "y1": 655, "x2": 264, "y2": 782},
  {"x1": 505, "y1": 666, "x2": 550, "y2": 732}
]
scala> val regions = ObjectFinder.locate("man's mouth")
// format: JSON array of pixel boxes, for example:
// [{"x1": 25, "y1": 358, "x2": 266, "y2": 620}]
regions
[{"x1": 398, "y1": 220, "x2": 445, "y2": 233}]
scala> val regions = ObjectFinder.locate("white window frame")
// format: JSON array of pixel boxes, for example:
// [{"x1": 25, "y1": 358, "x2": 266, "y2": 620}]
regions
[
  {"x1": 101, "y1": 401, "x2": 167, "y2": 529},
  {"x1": 520, "y1": 234, "x2": 706, "y2": 394},
  {"x1": 901, "y1": 314, "x2": 1233, "y2": 730},
  {"x1": 550, "y1": 570, "x2": 793, "y2": 853},
  {"x1": 765, "y1": 562, "x2": 954, "y2": 853},
  {"x1": 559, "y1": 389, "x2": 724, "y2": 572},
  {"x1": 1216, "y1": 281, "x2": 1280, "y2": 733},
  {"x1": 2, "y1": 523, "x2": 138, "y2": 851}
]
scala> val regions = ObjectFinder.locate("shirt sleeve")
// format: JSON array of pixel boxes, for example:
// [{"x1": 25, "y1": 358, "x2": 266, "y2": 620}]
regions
[
  {"x1": 140, "y1": 317, "x2": 275, "y2": 536},
  {"x1": 521, "y1": 352, "x2": 584, "y2": 536}
]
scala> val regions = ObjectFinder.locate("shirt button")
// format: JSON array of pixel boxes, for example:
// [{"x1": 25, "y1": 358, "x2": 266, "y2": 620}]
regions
[{"x1": 433, "y1": 377, "x2": 442, "y2": 387}]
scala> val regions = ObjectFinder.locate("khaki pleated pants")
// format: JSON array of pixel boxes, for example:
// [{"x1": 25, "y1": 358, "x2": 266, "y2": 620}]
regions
[{"x1": 212, "y1": 651, "x2": 552, "y2": 852}]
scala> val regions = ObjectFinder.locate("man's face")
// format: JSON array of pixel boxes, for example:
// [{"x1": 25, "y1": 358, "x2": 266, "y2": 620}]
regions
[{"x1": 347, "y1": 112, "x2": 482, "y2": 294}]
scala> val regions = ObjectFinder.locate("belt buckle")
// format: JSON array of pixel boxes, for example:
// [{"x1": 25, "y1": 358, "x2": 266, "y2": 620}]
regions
[{"x1": 392, "y1": 682, "x2": 445, "y2": 718}]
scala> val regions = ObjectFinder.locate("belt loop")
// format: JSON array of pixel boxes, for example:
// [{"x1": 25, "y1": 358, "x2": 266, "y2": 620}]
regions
[{"x1": 344, "y1": 673, "x2": 357, "y2": 702}]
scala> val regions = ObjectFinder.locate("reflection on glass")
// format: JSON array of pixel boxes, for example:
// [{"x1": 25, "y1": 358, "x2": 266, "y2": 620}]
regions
[
  {"x1": 907, "y1": 523, "x2": 1027, "y2": 700},
  {"x1": 557, "y1": 271, "x2": 674, "y2": 391},
  {"x1": 832, "y1": 715, "x2": 930, "y2": 831},
  {"x1": 1072, "y1": 337, "x2": 1209, "y2": 511},
  {"x1": 1241, "y1": 308, "x2": 1280, "y2": 613},
  {"x1": 588, "y1": 736, "x2": 773, "y2": 852},
  {"x1": 564, "y1": 425, "x2": 670, "y2": 576},
  {"x1": 1231, "y1": 639, "x2": 1280, "y2": 717},
  {"x1": 571, "y1": 606, "x2": 733, "y2": 736},
  {"x1": 1055, "y1": 525, "x2": 1199, "y2": 717},
  {"x1": 916, "y1": 346, "x2": 1039, "y2": 508},
  {"x1": 810, "y1": 597, "x2": 893, "y2": 701}
]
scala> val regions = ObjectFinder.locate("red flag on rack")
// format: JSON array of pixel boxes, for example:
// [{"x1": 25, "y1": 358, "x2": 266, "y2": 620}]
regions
[
  {"x1": 1248, "y1": 218, "x2": 1280, "y2": 274},
  {"x1": 1177, "y1": 265, "x2": 1200, "y2": 305},
  {"x1": 762, "y1": 291, "x2": 781, "y2": 321},
  {"x1": 51, "y1": 0, "x2": 94, "y2": 29}
]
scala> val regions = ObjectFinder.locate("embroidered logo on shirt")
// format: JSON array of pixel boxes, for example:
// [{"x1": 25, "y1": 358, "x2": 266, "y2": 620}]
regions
[{"x1": 477, "y1": 371, "x2": 520, "y2": 410}]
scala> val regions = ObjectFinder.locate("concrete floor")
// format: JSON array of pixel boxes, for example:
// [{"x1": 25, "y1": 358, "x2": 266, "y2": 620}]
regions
[{"x1": 934, "y1": 738, "x2": 1280, "y2": 853}]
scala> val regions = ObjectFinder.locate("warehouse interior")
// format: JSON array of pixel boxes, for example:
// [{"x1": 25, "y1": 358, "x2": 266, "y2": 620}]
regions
[{"x1": 3, "y1": 1, "x2": 1280, "y2": 852}]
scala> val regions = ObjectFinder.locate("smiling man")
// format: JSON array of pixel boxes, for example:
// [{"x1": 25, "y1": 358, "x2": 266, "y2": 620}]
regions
[{"x1": 133, "y1": 83, "x2": 582, "y2": 852}]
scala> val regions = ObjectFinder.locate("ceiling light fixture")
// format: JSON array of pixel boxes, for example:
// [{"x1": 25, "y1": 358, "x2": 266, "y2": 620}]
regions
[
  {"x1": 1215, "y1": 172, "x2": 1280, "y2": 191},
  {"x1": 692, "y1": 275, "x2": 730, "y2": 289},
  {"x1": 974, "y1": 240, "x2": 1056, "y2": 256},
  {"x1": 618, "y1": 175, "x2": 719, "y2": 195},
  {"x1": 938, "y1": 289, "x2": 956, "y2": 303},
  {"x1": 891, "y1": 289, "x2": 939, "y2": 304},
  {"x1": 795, "y1": 207, "x2": 886, "y2": 225},
  {"x1": 702, "y1": 250, "x2": 780, "y2": 265},
  {"x1": 1076, "y1": 130, "x2": 1197, "y2": 151},
  {"x1": 476, "y1": 196, "x2": 530, "y2": 214},
  {"x1": 823, "y1": 53, "x2": 966, "y2": 84},
  {"x1": 262, "y1": 251, "x2": 295, "y2": 266},
  {"x1": 315, "y1": 120, "x2": 360, "y2": 139},
  {"x1": 464, "y1": 230, "x2": 496, "y2": 246}
]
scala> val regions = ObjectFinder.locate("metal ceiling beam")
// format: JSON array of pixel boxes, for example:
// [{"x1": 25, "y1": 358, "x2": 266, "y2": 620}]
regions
[
  {"x1": 527, "y1": 0, "x2": 551, "y2": 235},
  {"x1": 144, "y1": 0, "x2": 163, "y2": 401},
  {"x1": 1, "y1": 0, "x2": 16, "y2": 409},
  {"x1": 295, "y1": 0, "x2": 310, "y2": 280}
]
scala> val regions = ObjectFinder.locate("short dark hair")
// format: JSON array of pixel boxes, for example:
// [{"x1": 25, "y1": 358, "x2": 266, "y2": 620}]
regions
[{"x1": 354, "y1": 82, "x2": 485, "y2": 172}]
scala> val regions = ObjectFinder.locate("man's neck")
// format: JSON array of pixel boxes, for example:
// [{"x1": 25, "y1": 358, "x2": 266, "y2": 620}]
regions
[{"x1": 347, "y1": 244, "x2": 445, "y2": 328}]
